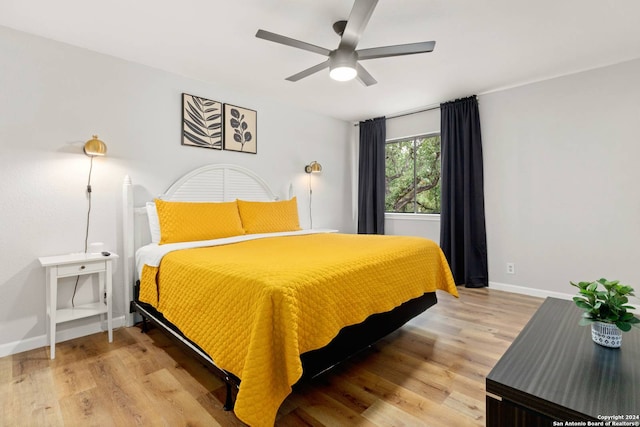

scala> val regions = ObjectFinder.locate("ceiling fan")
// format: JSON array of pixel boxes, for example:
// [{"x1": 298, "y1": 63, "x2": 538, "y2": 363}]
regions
[{"x1": 255, "y1": 0, "x2": 436, "y2": 86}]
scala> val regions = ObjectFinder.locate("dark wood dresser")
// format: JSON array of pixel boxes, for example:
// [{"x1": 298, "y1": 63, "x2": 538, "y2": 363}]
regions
[{"x1": 486, "y1": 297, "x2": 640, "y2": 426}]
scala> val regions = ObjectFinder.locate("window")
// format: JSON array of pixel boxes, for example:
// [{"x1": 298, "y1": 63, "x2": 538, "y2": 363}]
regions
[{"x1": 385, "y1": 134, "x2": 441, "y2": 214}]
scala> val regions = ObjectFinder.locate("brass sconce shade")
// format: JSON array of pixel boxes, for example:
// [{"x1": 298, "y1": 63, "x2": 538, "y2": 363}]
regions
[
  {"x1": 304, "y1": 161, "x2": 322, "y2": 174},
  {"x1": 83, "y1": 135, "x2": 107, "y2": 157}
]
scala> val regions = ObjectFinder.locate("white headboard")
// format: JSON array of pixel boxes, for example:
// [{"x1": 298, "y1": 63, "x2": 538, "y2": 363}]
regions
[
  {"x1": 121, "y1": 164, "x2": 278, "y2": 326},
  {"x1": 160, "y1": 163, "x2": 277, "y2": 202}
]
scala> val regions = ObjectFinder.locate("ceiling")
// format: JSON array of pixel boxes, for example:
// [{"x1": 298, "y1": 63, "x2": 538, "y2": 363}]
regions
[{"x1": 2, "y1": 0, "x2": 640, "y2": 122}]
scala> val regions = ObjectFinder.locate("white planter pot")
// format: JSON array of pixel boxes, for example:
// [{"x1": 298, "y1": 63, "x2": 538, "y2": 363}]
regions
[{"x1": 591, "y1": 321, "x2": 622, "y2": 348}]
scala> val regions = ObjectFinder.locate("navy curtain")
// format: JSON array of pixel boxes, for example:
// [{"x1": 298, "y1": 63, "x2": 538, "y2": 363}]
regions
[
  {"x1": 358, "y1": 117, "x2": 386, "y2": 234},
  {"x1": 440, "y1": 96, "x2": 488, "y2": 287}
]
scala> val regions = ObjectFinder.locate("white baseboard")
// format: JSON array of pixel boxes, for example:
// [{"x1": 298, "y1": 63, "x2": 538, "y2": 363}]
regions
[
  {"x1": 489, "y1": 281, "x2": 640, "y2": 310},
  {"x1": 489, "y1": 281, "x2": 574, "y2": 300},
  {"x1": 0, "y1": 315, "x2": 126, "y2": 358}
]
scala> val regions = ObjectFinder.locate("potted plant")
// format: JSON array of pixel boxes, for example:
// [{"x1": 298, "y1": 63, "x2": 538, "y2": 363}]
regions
[{"x1": 571, "y1": 278, "x2": 640, "y2": 348}]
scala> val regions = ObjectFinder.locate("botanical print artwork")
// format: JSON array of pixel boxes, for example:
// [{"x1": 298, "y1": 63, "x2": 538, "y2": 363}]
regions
[
  {"x1": 224, "y1": 104, "x2": 257, "y2": 154},
  {"x1": 182, "y1": 93, "x2": 223, "y2": 149}
]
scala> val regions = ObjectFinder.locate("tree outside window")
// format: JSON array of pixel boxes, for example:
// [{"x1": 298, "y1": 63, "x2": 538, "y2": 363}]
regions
[{"x1": 385, "y1": 134, "x2": 441, "y2": 214}]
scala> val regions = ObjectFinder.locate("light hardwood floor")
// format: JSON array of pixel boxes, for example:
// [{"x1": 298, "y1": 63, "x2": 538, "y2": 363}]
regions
[{"x1": 0, "y1": 288, "x2": 543, "y2": 426}]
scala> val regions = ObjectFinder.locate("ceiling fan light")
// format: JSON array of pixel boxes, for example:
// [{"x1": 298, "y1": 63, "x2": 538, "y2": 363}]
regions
[{"x1": 330, "y1": 66, "x2": 357, "y2": 81}]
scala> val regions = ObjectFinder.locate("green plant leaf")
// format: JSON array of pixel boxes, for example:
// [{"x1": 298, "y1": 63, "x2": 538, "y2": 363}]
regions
[
  {"x1": 619, "y1": 285, "x2": 633, "y2": 295},
  {"x1": 605, "y1": 313, "x2": 619, "y2": 322},
  {"x1": 574, "y1": 300, "x2": 592, "y2": 310},
  {"x1": 616, "y1": 321, "x2": 632, "y2": 332},
  {"x1": 620, "y1": 312, "x2": 634, "y2": 321},
  {"x1": 572, "y1": 281, "x2": 590, "y2": 289}
]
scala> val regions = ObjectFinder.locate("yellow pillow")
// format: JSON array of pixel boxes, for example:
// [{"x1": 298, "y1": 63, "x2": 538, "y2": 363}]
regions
[
  {"x1": 237, "y1": 197, "x2": 301, "y2": 234},
  {"x1": 155, "y1": 199, "x2": 245, "y2": 244}
]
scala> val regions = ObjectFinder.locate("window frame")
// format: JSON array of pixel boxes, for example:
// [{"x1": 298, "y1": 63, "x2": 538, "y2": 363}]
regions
[{"x1": 384, "y1": 132, "x2": 441, "y2": 216}]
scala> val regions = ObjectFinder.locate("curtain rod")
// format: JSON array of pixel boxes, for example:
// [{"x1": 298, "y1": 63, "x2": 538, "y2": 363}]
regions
[{"x1": 353, "y1": 104, "x2": 440, "y2": 126}]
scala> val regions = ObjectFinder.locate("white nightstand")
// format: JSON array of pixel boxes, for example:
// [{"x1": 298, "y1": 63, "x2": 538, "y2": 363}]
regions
[{"x1": 38, "y1": 252, "x2": 118, "y2": 359}]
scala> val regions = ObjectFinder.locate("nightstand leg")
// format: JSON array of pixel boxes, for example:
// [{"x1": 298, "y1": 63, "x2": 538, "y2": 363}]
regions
[
  {"x1": 99, "y1": 270, "x2": 106, "y2": 334},
  {"x1": 106, "y1": 260, "x2": 113, "y2": 343},
  {"x1": 48, "y1": 266, "x2": 57, "y2": 359}
]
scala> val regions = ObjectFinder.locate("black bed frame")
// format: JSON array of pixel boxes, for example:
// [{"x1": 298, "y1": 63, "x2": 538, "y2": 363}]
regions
[{"x1": 130, "y1": 282, "x2": 438, "y2": 411}]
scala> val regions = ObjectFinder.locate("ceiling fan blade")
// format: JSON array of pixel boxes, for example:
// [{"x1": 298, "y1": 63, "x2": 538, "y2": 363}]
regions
[
  {"x1": 256, "y1": 29, "x2": 331, "y2": 56},
  {"x1": 356, "y1": 63, "x2": 377, "y2": 86},
  {"x1": 338, "y1": 0, "x2": 379, "y2": 51},
  {"x1": 285, "y1": 60, "x2": 330, "y2": 82},
  {"x1": 358, "y1": 41, "x2": 436, "y2": 60}
]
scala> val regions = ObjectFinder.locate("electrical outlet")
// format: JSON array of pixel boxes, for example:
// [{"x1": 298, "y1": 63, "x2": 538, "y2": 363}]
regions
[{"x1": 506, "y1": 263, "x2": 515, "y2": 274}]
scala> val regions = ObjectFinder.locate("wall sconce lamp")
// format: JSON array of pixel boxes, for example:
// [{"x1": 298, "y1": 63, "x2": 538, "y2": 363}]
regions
[
  {"x1": 304, "y1": 161, "x2": 322, "y2": 229},
  {"x1": 83, "y1": 135, "x2": 107, "y2": 157},
  {"x1": 81, "y1": 135, "x2": 108, "y2": 249},
  {"x1": 83, "y1": 134, "x2": 108, "y2": 249},
  {"x1": 83, "y1": 135, "x2": 107, "y2": 197},
  {"x1": 304, "y1": 161, "x2": 322, "y2": 174},
  {"x1": 73, "y1": 135, "x2": 108, "y2": 307}
]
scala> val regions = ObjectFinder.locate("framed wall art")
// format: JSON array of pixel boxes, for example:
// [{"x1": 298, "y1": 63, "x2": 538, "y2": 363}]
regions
[
  {"x1": 223, "y1": 104, "x2": 257, "y2": 154},
  {"x1": 182, "y1": 93, "x2": 223, "y2": 149}
]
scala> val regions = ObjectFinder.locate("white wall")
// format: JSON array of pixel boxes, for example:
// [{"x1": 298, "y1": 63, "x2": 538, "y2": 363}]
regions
[
  {"x1": 384, "y1": 108, "x2": 441, "y2": 242},
  {"x1": 380, "y1": 60, "x2": 640, "y2": 303},
  {"x1": 0, "y1": 26, "x2": 353, "y2": 356},
  {"x1": 385, "y1": 214, "x2": 441, "y2": 242},
  {"x1": 481, "y1": 58, "x2": 640, "y2": 297}
]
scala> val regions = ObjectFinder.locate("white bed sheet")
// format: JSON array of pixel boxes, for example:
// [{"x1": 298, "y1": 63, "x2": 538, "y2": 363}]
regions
[{"x1": 135, "y1": 229, "x2": 337, "y2": 278}]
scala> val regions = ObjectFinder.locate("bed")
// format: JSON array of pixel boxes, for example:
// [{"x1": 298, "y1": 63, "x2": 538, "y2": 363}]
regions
[{"x1": 122, "y1": 164, "x2": 458, "y2": 427}]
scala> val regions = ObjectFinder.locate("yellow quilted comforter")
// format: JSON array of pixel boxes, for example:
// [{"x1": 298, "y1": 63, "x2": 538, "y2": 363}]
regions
[{"x1": 138, "y1": 233, "x2": 457, "y2": 426}]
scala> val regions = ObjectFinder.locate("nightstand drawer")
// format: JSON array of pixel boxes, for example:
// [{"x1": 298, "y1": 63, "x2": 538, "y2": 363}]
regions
[{"x1": 57, "y1": 261, "x2": 105, "y2": 277}]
